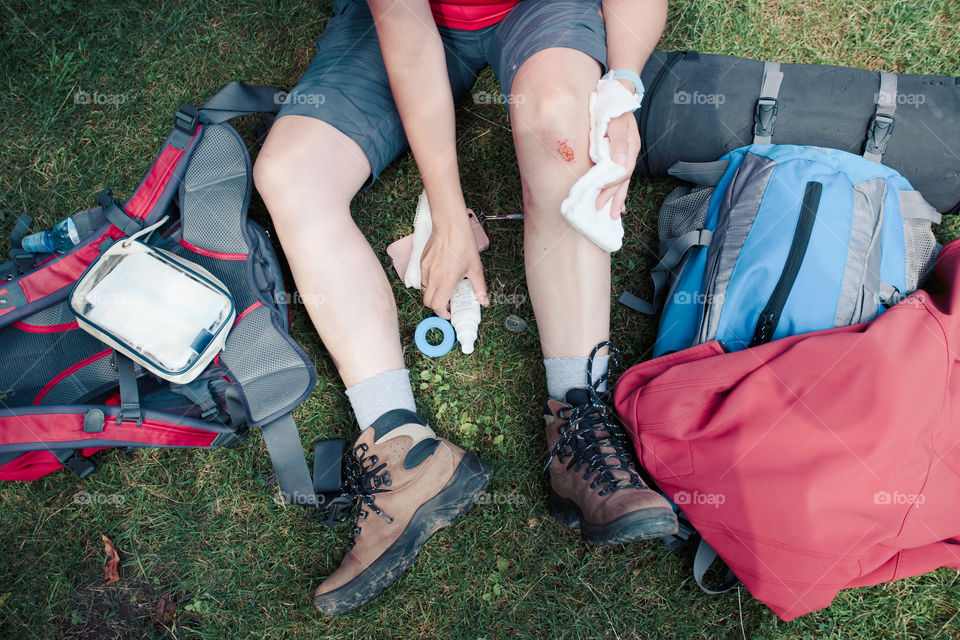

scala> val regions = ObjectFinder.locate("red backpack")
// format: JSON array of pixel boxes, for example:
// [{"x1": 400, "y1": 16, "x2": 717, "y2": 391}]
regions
[
  {"x1": 0, "y1": 84, "x2": 343, "y2": 515},
  {"x1": 614, "y1": 239, "x2": 960, "y2": 620}
]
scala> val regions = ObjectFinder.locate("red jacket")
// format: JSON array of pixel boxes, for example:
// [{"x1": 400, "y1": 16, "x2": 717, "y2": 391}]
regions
[{"x1": 614, "y1": 239, "x2": 960, "y2": 621}]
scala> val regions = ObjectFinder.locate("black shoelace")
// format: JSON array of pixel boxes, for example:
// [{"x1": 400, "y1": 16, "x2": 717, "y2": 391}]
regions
[
  {"x1": 343, "y1": 442, "x2": 394, "y2": 549},
  {"x1": 543, "y1": 341, "x2": 646, "y2": 497}
]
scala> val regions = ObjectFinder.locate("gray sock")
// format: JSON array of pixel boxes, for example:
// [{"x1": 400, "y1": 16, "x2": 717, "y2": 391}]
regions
[
  {"x1": 543, "y1": 355, "x2": 610, "y2": 402},
  {"x1": 345, "y1": 368, "x2": 418, "y2": 430}
]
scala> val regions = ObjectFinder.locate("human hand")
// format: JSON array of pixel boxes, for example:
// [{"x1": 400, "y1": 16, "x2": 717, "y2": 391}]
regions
[
  {"x1": 420, "y1": 216, "x2": 488, "y2": 319},
  {"x1": 595, "y1": 106, "x2": 641, "y2": 219}
]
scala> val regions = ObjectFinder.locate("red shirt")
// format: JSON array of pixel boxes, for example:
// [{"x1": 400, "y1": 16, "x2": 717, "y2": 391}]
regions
[{"x1": 429, "y1": 0, "x2": 521, "y2": 30}]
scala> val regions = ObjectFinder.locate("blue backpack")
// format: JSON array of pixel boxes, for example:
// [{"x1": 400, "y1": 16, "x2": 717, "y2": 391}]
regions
[{"x1": 620, "y1": 144, "x2": 942, "y2": 355}]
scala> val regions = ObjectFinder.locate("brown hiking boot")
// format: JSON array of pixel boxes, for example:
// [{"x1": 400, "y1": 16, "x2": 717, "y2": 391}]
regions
[
  {"x1": 313, "y1": 409, "x2": 492, "y2": 615},
  {"x1": 544, "y1": 344, "x2": 677, "y2": 545}
]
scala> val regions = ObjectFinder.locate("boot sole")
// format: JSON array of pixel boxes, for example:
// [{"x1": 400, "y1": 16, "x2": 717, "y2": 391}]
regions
[
  {"x1": 549, "y1": 489, "x2": 678, "y2": 546},
  {"x1": 314, "y1": 452, "x2": 493, "y2": 615}
]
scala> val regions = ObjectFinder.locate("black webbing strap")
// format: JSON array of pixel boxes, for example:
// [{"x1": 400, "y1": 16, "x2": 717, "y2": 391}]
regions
[
  {"x1": 0, "y1": 252, "x2": 37, "y2": 280},
  {"x1": 168, "y1": 82, "x2": 286, "y2": 149},
  {"x1": 2, "y1": 215, "x2": 40, "y2": 280},
  {"x1": 170, "y1": 380, "x2": 219, "y2": 421},
  {"x1": 70, "y1": 207, "x2": 102, "y2": 239},
  {"x1": 197, "y1": 82, "x2": 285, "y2": 124},
  {"x1": 95, "y1": 189, "x2": 144, "y2": 235},
  {"x1": 9, "y1": 214, "x2": 33, "y2": 248},
  {"x1": 260, "y1": 412, "x2": 320, "y2": 508},
  {"x1": 115, "y1": 353, "x2": 142, "y2": 426},
  {"x1": 313, "y1": 439, "x2": 346, "y2": 493},
  {"x1": 661, "y1": 515, "x2": 698, "y2": 550}
]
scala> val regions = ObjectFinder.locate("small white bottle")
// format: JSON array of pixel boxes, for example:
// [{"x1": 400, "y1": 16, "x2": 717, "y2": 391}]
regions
[{"x1": 450, "y1": 279, "x2": 481, "y2": 354}]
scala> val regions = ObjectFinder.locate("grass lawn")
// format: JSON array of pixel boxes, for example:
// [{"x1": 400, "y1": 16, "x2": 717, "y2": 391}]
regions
[{"x1": 1, "y1": 0, "x2": 959, "y2": 638}]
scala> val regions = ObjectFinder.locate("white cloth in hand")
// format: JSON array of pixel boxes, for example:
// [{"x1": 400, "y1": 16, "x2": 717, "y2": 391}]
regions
[
  {"x1": 403, "y1": 191, "x2": 433, "y2": 290},
  {"x1": 560, "y1": 78, "x2": 643, "y2": 253}
]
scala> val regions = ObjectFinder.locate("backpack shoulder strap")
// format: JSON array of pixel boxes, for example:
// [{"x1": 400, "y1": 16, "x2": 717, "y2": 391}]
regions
[
  {"x1": 0, "y1": 83, "x2": 286, "y2": 328},
  {"x1": 693, "y1": 538, "x2": 741, "y2": 594},
  {"x1": 197, "y1": 82, "x2": 284, "y2": 123},
  {"x1": 619, "y1": 228, "x2": 714, "y2": 314}
]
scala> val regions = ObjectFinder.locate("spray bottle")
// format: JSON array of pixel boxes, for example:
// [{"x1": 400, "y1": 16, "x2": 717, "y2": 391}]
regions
[
  {"x1": 407, "y1": 192, "x2": 482, "y2": 354},
  {"x1": 450, "y1": 279, "x2": 481, "y2": 354}
]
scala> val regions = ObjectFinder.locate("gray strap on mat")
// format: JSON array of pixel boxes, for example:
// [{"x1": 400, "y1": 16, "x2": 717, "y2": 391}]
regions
[
  {"x1": 693, "y1": 538, "x2": 740, "y2": 594},
  {"x1": 260, "y1": 412, "x2": 319, "y2": 508},
  {"x1": 753, "y1": 61, "x2": 783, "y2": 144},
  {"x1": 864, "y1": 72, "x2": 898, "y2": 163}
]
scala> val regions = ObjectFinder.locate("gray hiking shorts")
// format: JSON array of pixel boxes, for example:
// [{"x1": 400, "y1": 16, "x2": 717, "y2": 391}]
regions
[{"x1": 277, "y1": 0, "x2": 607, "y2": 187}]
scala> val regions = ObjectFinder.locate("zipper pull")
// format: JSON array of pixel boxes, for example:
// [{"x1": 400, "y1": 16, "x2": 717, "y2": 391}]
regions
[{"x1": 750, "y1": 312, "x2": 776, "y2": 347}]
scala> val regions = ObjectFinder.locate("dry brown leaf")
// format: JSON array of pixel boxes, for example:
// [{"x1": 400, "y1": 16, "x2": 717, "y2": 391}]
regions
[
  {"x1": 155, "y1": 594, "x2": 176, "y2": 625},
  {"x1": 101, "y1": 533, "x2": 120, "y2": 585}
]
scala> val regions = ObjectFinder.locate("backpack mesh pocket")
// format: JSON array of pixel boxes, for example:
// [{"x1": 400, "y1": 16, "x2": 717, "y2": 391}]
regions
[
  {"x1": 658, "y1": 184, "x2": 713, "y2": 242},
  {"x1": 902, "y1": 217, "x2": 939, "y2": 292}
]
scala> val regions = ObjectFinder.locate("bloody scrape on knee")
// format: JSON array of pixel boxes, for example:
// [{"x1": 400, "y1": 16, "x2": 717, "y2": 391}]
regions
[{"x1": 557, "y1": 139, "x2": 575, "y2": 162}]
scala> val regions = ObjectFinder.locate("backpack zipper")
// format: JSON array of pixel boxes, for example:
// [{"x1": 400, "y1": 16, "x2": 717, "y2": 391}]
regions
[{"x1": 749, "y1": 181, "x2": 822, "y2": 347}]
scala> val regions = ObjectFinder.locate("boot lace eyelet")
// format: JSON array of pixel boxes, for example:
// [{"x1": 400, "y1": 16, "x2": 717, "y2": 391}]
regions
[
  {"x1": 543, "y1": 342, "x2": 647, "y2": 494},
  {"x1": 343, "y1": 444, "x2": 395, "y2": 540}
]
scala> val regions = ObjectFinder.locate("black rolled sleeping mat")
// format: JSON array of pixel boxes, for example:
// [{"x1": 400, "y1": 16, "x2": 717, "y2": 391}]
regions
[{"x1": 635, "y1": 50, "x2": 960, "y2": 213}]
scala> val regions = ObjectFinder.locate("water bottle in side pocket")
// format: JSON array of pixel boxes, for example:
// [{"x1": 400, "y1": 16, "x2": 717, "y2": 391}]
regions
[{"x1": 20, "y1": 217, "x2": 81, "y2": 254}]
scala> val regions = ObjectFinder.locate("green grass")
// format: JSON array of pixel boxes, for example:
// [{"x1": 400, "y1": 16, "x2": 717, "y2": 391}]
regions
[{"x1": 1, "y1": 0, "x2": 959, "y2": 638}]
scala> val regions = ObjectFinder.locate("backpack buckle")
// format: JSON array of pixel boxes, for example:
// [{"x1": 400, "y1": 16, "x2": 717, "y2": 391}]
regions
[
  {"x1": 9, "y1": 249, "x2": 38, "y2": 275},
  {"x1": 174, "y1": 105, "x2": 199, "y2": 136},
  {"x1": 171, "y1": 105, "x2": 200, "y2": 149},
  {"x1": 64, "y1": 453, "x2": 96, "y2": 479},
  {"x1": 117, "y1": 402, "x2": 143, "y2": 427},
  {"x1": 213, "y1": 429, "x2": 247, "y2": 449},
  {"x1": 95, "y1": 189, "x2": 145, "y2": 236},
  {"x1": 314, "y1": 494, "x2": 355, "y2": 527},
  {"x1": 753, "y1": 97, "x2": 778, "y2": 139},
  {"x1": 865, "y1": 112, "x2": 896, "y2": 157}
]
